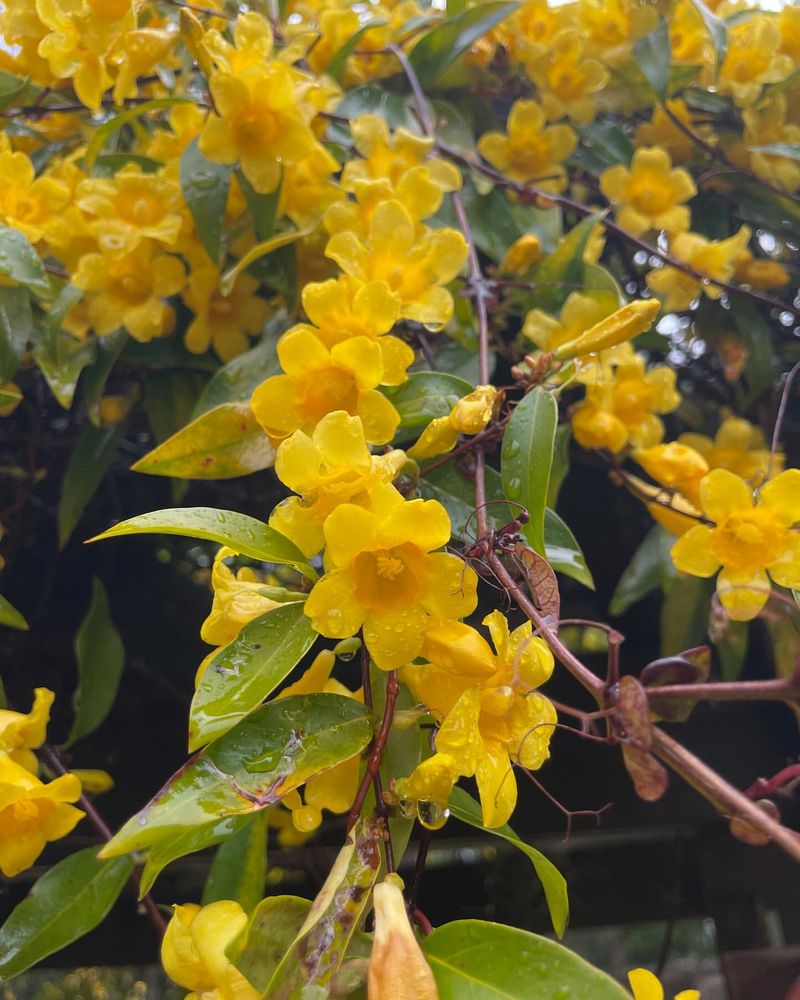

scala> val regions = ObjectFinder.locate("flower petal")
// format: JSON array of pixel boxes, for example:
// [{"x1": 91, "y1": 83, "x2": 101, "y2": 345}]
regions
[
  {"x1": 759, "y1": 469, "x2": 800, "y2": 526},
  {"x1": 717, "y1": 568, "x2": 770, "y2": 621},
  {"x1": 671, "y1": 525, "x2": 720, "y2": 577},
  {"x1": 699, "y1": 468, "x2": 754, "y2": 521},
  {"x1": 422, "y1": 552, "x2": 478, "y2": 619},
  {"x1": 305, "y1": 567, "x2": 365, "y2": 637},
  {"x1": 363, "y1": 604, "x2": 428, "y2": 670}
]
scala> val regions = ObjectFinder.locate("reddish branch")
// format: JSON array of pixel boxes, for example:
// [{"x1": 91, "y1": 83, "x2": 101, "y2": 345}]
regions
[{"x1": 648, "y1": 677, "x2": 800, "y2": 703}]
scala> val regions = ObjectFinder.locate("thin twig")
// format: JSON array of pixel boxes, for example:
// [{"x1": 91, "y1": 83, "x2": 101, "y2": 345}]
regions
[
  {"x1": 767, "y1": 359, "x2": 800, "y2": 482},
  {"x1": 647, "y1": 677, "x2": 800, "y2": 703}
]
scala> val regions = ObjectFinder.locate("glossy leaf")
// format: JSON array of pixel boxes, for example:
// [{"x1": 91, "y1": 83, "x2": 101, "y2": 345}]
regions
[
  {"x1": 714, "y1": 619, "x2": 749, "y2": 682},
  {"x1": 546, "y1": 424, "x2": 571, "y2": 507},
  {"x1": 633, "y1": 19, "x2": 671, "y2": 101},
  {"x1": 688, "y1": 0, "x2": 727, "y2": 67},
  {"x1": 409, "y1": 2, "x2": 520, "y2": 87},
  {"x1": 238, "y1": 170, "x2": 282, "y2": 241},
  {"x1": 423, "y1": 920, "x2": 630, "y2": 998},
  {"x1": 89, "y1": 506, "x2": 316, "y2": 580},
  {"x1": 64, "y1": 578, "x2": 125, "y2": 748},
  {"x1": 0, "y1": 594, "x2": 28, "y2": 631},
  {"x1": 202, "y1": 813, "x2": 267, "y2": 913},
  {"x1": 0, "y1": 847, "x2": 133, "y2": 979},
  {"x1": 181, "y1": 138, "x2": 232, "y2": 263},
  {"x1": 449, "y1": 788, "x2": 568, "y2": 938},
  {"x1": 660, "y1": 575, "x2": 713, "y2": 657},
  {"x1": 731, "y1": 301, "x2": 776, "y2": 407},
  {"x1": 419, "y1": 462, "x2": 510, "y2": 540},
  {"x1": 190, "y1": 602, "x2": 316, "y2": 750},
  {"x1": 0, "y1": 222, "x2": 51, "y2": 297},
  {"x1": 131, "y1": 402, "x2": 275, "y2": 479},
  {"x1": 384, "y1": 371, "x2": 473, "y2": 434},
  {"x1": 34, "y1": 331, "x2": 96, "y2": 409},
  {"x1": 192, "y1": 322, "x2": 285, "y2": 416},
  {"x1": 529, "y1": 214, "x2": 602, "y2": 312},
  {"x1": 58, "y1": 419, "x2": 127, "y2": 548},
  {"x1": 544, "y1": 509, "x2": 594, "y2": 590},
  {"x1": 220, "y1": 228, "x2": 312, "y2": 297},
  {"x1": 328, "y1": 21, "x2": 387, "y2": 82},
  {"x1": 0, "y1": 72, "x2": 30, "y2": 111},
  {"x1": 266, "y1": 818, "x2": 381, "y2": 998},
  {"x1": 0, "y1": 383, "x2": 21, "y2": 408},
  {"x1": 84, "y1": 97, "x2": 192, "y2": 171},
  {"x1": 139, "y1": 815, "x2": 250, "y2": 897},
  {"x1": 228, "y1": 896, "x2": 312, "y2": 992},
  {"x1": 0, "y1": 286, "x2": 32, "y2": 384},
  {"x1": 82, "y1": 332, "x2": 127, "y2": 426},
  {"x1": 101, "y1": 694, "x2": 372, "y2": 858},
  {"x1": 609, "y1": 526, "x2": 671, "y2": 617},
  {"x1": 501, "y1": 387, "x2": 558, "y2": 556}
]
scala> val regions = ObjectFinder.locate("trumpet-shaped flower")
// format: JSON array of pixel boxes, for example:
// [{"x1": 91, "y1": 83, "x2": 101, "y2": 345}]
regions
[
  {"x1": 668, "y1": 0, "x2": 712, "y2": 68},
  {"x1": 635, "y1": 442, "x2": 709, "y2": 507},
  {"x1": 182, "y1": 267, "x2": 270, "y2": 361},
  {"x1": 678, "y1": 416, "x2": 781, "y2": 485},
  {"x1": 408, "y1": 386, "x2": 497, "y2": 462},
  {"x1": 478, "y1": 99, "x2": 577, "y2": 191},
  {"x1": 251, "y1": 327, "x2": 401, "y2": 445},
  {"x1": 304, "y1": 482, "x2": 477, "y2": 670},
  {"x1": 0, "y1": 756, "x2": 84, "y2": 877},
  {"x1": 0, "y1": 688, "x2": 54, "y2": 774},
  {"x1": 525, "y1": 30, "x2": 608, "y2": 125},
  {"x1": 646, "y1": 227, "x2": 751, "y2": 311},
  {"x1": 0, "y1": 149, "x2": 70, "y2": 245},
  {"x1": 628, "y1": 968, "x2": 700, "y2": 1000},
  {"x1": 635, "y1": 100, "x2": 716, "y2": 163},
  {"x1": 506, "y1": 0, "x2": 567, "y2": 65},
  {"x1": 399, "y1": 612, "x2": 556, "y2": 827},
  {"x1": 279, "y1": 146, "x2": 343, "y2": 229},
  {"x1": 108, "y1": 26, "x2": 178, "y2": 104},
  {"x1": 719, "y1": 16, "x2": 794, "y2": 108},
  {"x1": 368, "y1": 876, "x2": 440, "y2": 1000},
  {"x1": 577, "y1": 0, "x2": 657, "y2": 65},
  {"x1": 201, "y1": 11, "x2": 274, "y2": 77},
  {"x1": 600, "y1": 148, "x2": 696, "y2": 236},
  {"x1": 200, "y1": 547, "x2": 282, "y2": 649},
  {"x1": 671, "y1": 468, "x2": 800, "y2": 621},
  {"x1": 270, "y1": 410, "x2": 406, "y2": 557},
  {"x1": 325, "y1": 200, "x2": 468, "y2": 330},
  {"x1": 735, "y1": 96, "x2": 800, "y2": 193},
  {"x1": 146, "y1": 104, "x2": 208, "y2": 164},
  {"x1": 161, "y1": 901, "x2": 259, "y2": 1000}
]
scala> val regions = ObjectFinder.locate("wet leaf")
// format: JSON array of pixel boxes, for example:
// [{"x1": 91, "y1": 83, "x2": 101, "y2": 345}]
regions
[
  {"x1": 0, "y1": 594, "x2": 28, "y2": 631},
  {"x1": 688, "y1": 0, "x2": 727, "y2": 67},
  {"x1": 266, "y1": 818, "x2": 381, "y2": 999},
  {"x1": 0, "y1": 286, "x2": 33, "y2": 384},
  {"x1": 501, "y1": 387, "x2": 558, "y2": 555},
  {"x1": 190, "y1": 602, "x2": 317, "y2": 750},
  {"x1": 328, "y1": 20, "x2": 387, "y2": 82},
  {"x1": 82, "y1": 332, "x2": 127, "y2": 426},
  {"x1": 228, "y1": 896, "x2": 312, "y2": 992},
  {"x1": 529, "y1": 214, "x2": 602, "y2": 313},
  {"x1": 423, "y1": 920, "x2": 630, "y2": 998},
  {"x1": 34, "y1": 331, "x2": 97, "y2": 410},
  {"x1": 0, "y1": 223, "x2": 51, "y2": 298},
  {"x1": 192, "y1": 320, "x2": 286, "y2": 416},
  {"x1": 711, "y1": 616, "x2": 749, "y2": 682},
  {"x1": 0, "y1": 72, "x2": 31, "y2": 112},
  {"x1": 145, "y1": 369, "x2": 209, "y2": 443},
  {"x1": 514, "y1": 544, "x2": 560, "y2": 623},
  {"x1": 131, "y1": 402, "x2": 275, "y2": 479},
  {"x1": 58, "y1": 420, "x2": 128, "y2": 548},
  {"x1": 64, "y1": 578, "x2": 125, "y2": 748},
  {"x1": 449, "y1": 788, "x2": 568, "y2": 938},
  {"x1": 139, "y1": 815, "x2": 250, "y2": 897},
  {"x1": 633, "y1": 19, "x2": 671, "y2": 101},
  {"x1": 0, "y1": 848, "x2": 133, "y2": 979},
  {"x1": 660, "y1": 574, "x2": 713, "y2": 656},
  {"x1": 101, "y1": 694, "x2": 372, "y2": 858},
  {"x1": 181, "y1": 137, "x2": 232, "y2": 264},
  {"x1": 85, "y1": 97, "x2": 193, "y2": 171},
  {"x1": 220, "y1": 229, "x2": 312, "y2": 298},
  {"x1": 612, "y1": 675, "x2": 652, "y2": 749},
  {"x1": 609, "y1": 526, "x2": 671, "y2": 617},
  {"x1": 384, "y1": 372, "x2": 473, "y2": 435},
  {"x1": 621, "y1": 745, "x2": 669, "y2": 802},
  {"x1": 543, "y1": 509, "x2": 594, "y2": 590},
  {"x1": 202, "y1": 813, "x2": 267, "y2": 913}
]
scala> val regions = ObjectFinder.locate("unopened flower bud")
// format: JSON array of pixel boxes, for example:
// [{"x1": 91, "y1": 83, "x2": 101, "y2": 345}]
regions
[
  {"x1": 368, "y1": 876, "x2": 440, "y2": 1000},
  {"x1": 449, "y1": 385, "x2": 497, "y2": 435},
  {"x1": 71, "y1": 769, "x2": 114, "y2": 795},
  {"x1": 407, "y1": 416, "x2": 458, "y2": 462},
  {"x1": 554, "y1": 299, "x2": 659, "y2": 360},
  {"x1": 499, "y1": 234, "x2": 541, "y2": 275}
]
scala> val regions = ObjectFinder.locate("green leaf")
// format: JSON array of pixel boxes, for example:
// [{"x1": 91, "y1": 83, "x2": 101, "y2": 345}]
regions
[
  {"x1": 449, "y1": 788, "x2": 568, "y2": 938},
  {"x1": 0, "y1": 383, "x2": 21, "y2": 408},
  {"x1": 34, "y1": 332, "x2": 96, "y2": 409},
  {"x1": 0, "y1": 594, "x2": 28, "y2": 631},
  {"x1": 145, "y1": 369, "x2": 210, "y2": 443},
  {"x1": 192, "y1": 321, "x2": 286, "y2": 416},
  {"x1": 101, "y1": 694, "x2": 372, "y2": 858},
  {"x1": 0, "y1": 73, "x2": 30, "y2": 112},
  {"x1": 140, "y1": 815, "x2": 250, "y2": 897},
  {"x1": 88, "y1": 153, "x2": 162, "y2": 174},
  {"x1": 238, "y1": 170, "x2": 282, "y2": 241},
  {"x1": 384, "y1": 372, "x2": 473, "y2": 435},
  {"x1": 731, "y1": 300, "x2": 776, "y2": 407},
  {"x1": 0, "y1": 848, "x2": 133, "y2": 980},
  {"x1": 64, "y1": 578, "x2": 125, "y2": 748},
  {"x1": 335, "y1": 85, "x2": 415, "y2": 131},
  {"x1": 747, "y1": 143, "x2": 800, "y2": 160},
  {"x1": 181, "y1": 137, "x2": 232, "y2": 263},
  {"x1": 409, "y1": 2, "x2": 520, "y2": 87},
  {"x1": 228, "y1": 896, "x2": 312, "y2": 993},
  {"x1": 419, "y1": 461, "x2": 512, "y2": 540},
  {"x1": 265, "y1": 818, "x2": 381, "y2": 999},
  {"x1": 89, "y1": 506, "x2": 316, "y2": 580},
  {"x1": 83, "y1": 331, "x2": 127, "y2": 426},
  {"x1": 220, "y1": 228, "x2": 312, "y2": 298},
  {"x1": 714, "y1": 620, "x2": 749, "y2": 682},
  {"x1": 544, "y1": 509, "x2": 594, "y2": 590},
  {"x1": 0, "y1": 222, "x2": 51, "y2": 297},
  {"x1": 633, "y1": 18, "x2": 671, "y2": 101},
  {"x1": 85, "y1": 97, "x2": 193, "y2": 171},
  {"x1": 689, "y1": 0, "x2": 727, "y2": 67},
  {"x1": 131, "y1": 401, "x2": 275, "y2": 479},
  {"x1": 529, "y1": 214, "x2": 603, "y2": 312},
  {"x1": 609, "y1": 526, "x2": 671, "y2": 617},
  {"x1": 190, "y1": 602, "x2": 317, "y2": 750},
  {"x1": 328, "y1": 20, "x2": 387, "y2": 82},
  {"x1": 58, "y1": 420, "x2": 127, "y2": 548},
  {"x1": 660, "y1": 575, "x2": 713, "y2": 657},
  {"x1": 202, "y1": 813, "x2": 267, "y2": 913},
  {"x1": 424, "y1": 920, "x2": 630, "y2": 998},
  {"x1": 546, "y1": 424, "x2": 571, "y2": 508},
  {"x1": 501, "y1": 387, "x2": 558, "y2": 556},
  {"x1": 0, "y1": 286, "x2": 33, "y2": 384}
]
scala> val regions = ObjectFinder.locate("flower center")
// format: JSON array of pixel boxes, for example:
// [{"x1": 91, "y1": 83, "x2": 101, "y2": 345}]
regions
[
  {"x1": 12, "y1": 799, "x2": 39, "y2": 822},
  {"x1": 507, "y1": 139, "x2": 547, "y2": 178},
  {"x1": 115, "y1": 269, "x2": 152, "y2": 304},
  {"x1": 629, "y1": 173, "x2": 675, "y2": 215},
  {"x1": 352, "y1": 542, "x2": 427, "y2": 611},
  {"x1": 301, "y1": 365, "x2": 360, "y2": 424},
  {"x1": 711, "y1": 509, "x2": 784, "y2": 570},
  {"x1": 117, "y1": 189, "x2": 166, "y2": 227}
]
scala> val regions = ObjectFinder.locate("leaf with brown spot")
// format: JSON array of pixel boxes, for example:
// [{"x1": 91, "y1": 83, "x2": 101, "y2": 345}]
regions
[
  {"x1": 613, "y1": 675, "x2": 652, "y2": 750},
  {"x1": 621, "y1": 745, "x2": 668, "y2": 802},
  {"x1": 515, "y1": 543, "x2": 560, "y2": 623}
]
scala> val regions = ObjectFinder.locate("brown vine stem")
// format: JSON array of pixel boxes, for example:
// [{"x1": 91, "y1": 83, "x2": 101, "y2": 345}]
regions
[
  {"x1": 41, "y1": 746, "x2": 167, "y2": 938},
  {"x1": 647, "y1": 677, "x2": 800, "y2": 703}
]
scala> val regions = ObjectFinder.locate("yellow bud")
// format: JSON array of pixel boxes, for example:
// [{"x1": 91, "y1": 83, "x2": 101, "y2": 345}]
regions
[
  {"x1": 449, "y1": 385, "x2": 497, "y2": 435},
  {"x1": 98, "y1": 393, "x2": 134, "y2": 426},
  {"x1": 71, "y1": 769, "x2": 114, "y2": 795},
  {"x1": 368, "y1": 877, "x2": 440, "y2": 1000},
  {"x1": 634, "y1": 442, "x2": 708, "y2": 503},
  {"x1": 499, "y1": 234, "x2": 541, "y2": 274},
  {"x1": 554, "y1": 299, "x2": 660, "y2": 360},
  {"x1": 407, "y1": 416, "x2": 458, "y2": 462}
]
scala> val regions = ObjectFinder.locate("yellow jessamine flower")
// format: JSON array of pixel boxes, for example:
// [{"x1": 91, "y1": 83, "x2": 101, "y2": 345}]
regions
[
  {"x1": 735, "y1": 95, "x2": 800, "y2": 193},
  {"x1": 107, "y1": 26, "x2": 178, "y2": 105},
  {"x1": 399, "y1": 612, "x2": 556, "y2": 828},
  {"x1": 646, "y1": 227, "x2": 751, "y2": 311},
  {"x1": 719, "y1": 16, "x2": 794, "y2": 108},
  {"x1": 500, "y1": 234, "x2": 542, "y2": 274},
  {"x1": 408, "y1": 386, "x2": 497, "y2": 462},
  {"x1": 279, "y1": 146, "x2": 343, "y2": 229},
  {"x1": 304, "y1": 482, "x2": 478, "y2": 670},
  {"x1": 600, "y1": 147, "x2": 696, "y2": 237},
  {"x1": 74, "y1": 242, "x2": 186, "y2": 342},
  {"x1": 325, "y1": 200, "x2": 468, "y2": 330},
  {"x1": 506, "y1": 0, "x2": 566, "y2": 65},
  {"x1": 0, "y1": 756, "x2": 84, "y2": 877},
  {"x1": 577, "y1": 0, "x2": 657, "y2": 66},
  {"x1": 251, "y1": 326, "x2": 401, "y2": 445},
  {"x1": 635, "y1": 441, "x2": 709, "y2": 507},
  {"x1": 679, "y1": 415, "x2": 782, "y2": 486},
  {"x1": 368, "y1": 876, "x2": 440, "y2": 1000},
  {"x1": 200, "y1": 547, "x2": 282, "y2": 649},
  {"x1": 733, "y1": 250, "x2": 790, "y2": 291},
  {"x1": 525, "y1": 29, "x2": 609, "y2": 126},
  {"x1": 182, "y1": 267, "x2": 270, "y2": 362},
  {"x1": 478, "y1": 99, "x2": 577, "y2": 191},
  {"x1": 669, "y1": 0, "x2": 711, "y2": 68},
  {"x1": 0, "y1": 688, "x2": 54, "y2": 774},
  {"x1": 635, "y1": 100, "x2": 716, "y2": 164},
  {"x1": 671, "y1": 468, "x2": 800, "y2": 621},
  {"x1": 146, "y1": 104, "x2": 208, "y2": 164},
  {"x1": 201, "y1": 11, "x2": 274, "y2": 77},
  {"x1": 161, "y1": 901, "x2": 259, "y2": 1000},
  {"x1": 572, "y1": 354, "x2": 680, "y2": 453},
  {"x1": 271, "y1": 410, "x2": 406, "y2": 557},
  {"x1": 0, "y1": 148, "x2": 70, "y2": 245},
  {"x1": 629, "y1": 968, "x2": 699, "y2": 1000}
]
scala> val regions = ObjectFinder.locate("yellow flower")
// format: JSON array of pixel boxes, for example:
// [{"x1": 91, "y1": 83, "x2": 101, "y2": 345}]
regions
[
  {"x1": 506, "y1": 0, "x2": 565, "y2": 65},
  {"x1": 478, "y1": 99, "x2": 577, "y2": 191},
  {"x1": 182, "y1": 266, "x2": 270, "y2": 362},
  {"x1": 678, "y1": 415, "x2": 781, "y2": 485},
  {"x1": 408, "y1": 386, "x2": 497, "y2": 461},
  {"x1": 628, "y1": 968, "x2": 699, "y2": 1000},
  {"x1": 0, "y1": 149, "x2": 70, "y2": 245},
  {"x1": 671, "y1": 468, "x2": 800, "y2": 621},
  {"x1": 74, "y1": 242, "x2": 186, "y2": 342},
  {"x1": 735, "y1": 95, "x2": 800, "y2": 193},
  {"x1": 634, "y1": 442, "x2": 709, "y2": 508},
  {"x1": 368, "y1": 876, "x2": 440, "y2": 1000},
  {"x1": 0, "y1": 756, "x2": 84, "y2": 877},
  {"x1": 0, "y1": 3, "x2": 54, "y2": 86},
  {"x1": 279, "y1": 146, "x2": 343, "y2": 229},
  {"x1": 668, "y1": 0, "x2": 711, "y2": 67},
  {"x1": 201, "y1": 11, "x2": 274, "y2": 77},
  {"x1": 400, "y1": 612, "x2": 556, "y2": 827},
  {"x1": 646, "y1": 227, "x2": 751, "y2": 311},
  {"x1": 325, "y1": 200, "x2": 468, "y2": 330},
  {"x1": 524, "y1": 291, "x2": 611, "y2": 354},
  {"x1": 0, "y1": 688, "x2": 54, "y2": 774},
  {"x1": 147, "y1": 104, "x2": 208, "y2": 164},
  {"x1": 733, "y1": 251, "x2": 790, "y2": 291},
  {"x1": 200, "y1": 547, "x2": 282, "y2": 649},
  {"x1": 525, "y1": 29, "x2": 608, "y2": 125},
  {"x1": 552, "y1": 299, "x2": 660, "y2": 361},
  {"x1": 305, "y1": 482, "x2": 477, "y2": 670},
  {"x1": 719, "y1": 16, "x2": 794, "y2": 108},
  {"x1": 572, "y1": 354, "x2": 680, "y2": 453},
  {"x1": 251, "y1": 326, "x2": 401, "y2": 446},
  {"x1": 635, "y1": 100, "x2": 716, "y2": 163},
  {"x1": 75, "y1": 165, "x2": 184, "y2": 257},
  {"x1": 600, "y1": 148, "x2": 696, "y2": 237},
  {"x1": 499, "y1": 234, "x2": 542, "y2": 274},
  {"x1": 161, "y1": 901, "x2": 259, "y2": 1000},
  {"x1": 270, "y1": 410, "x2": 406, "y2": 558},
  {"x1": 107, "y1": 26, "x2": 178, "y2": 105},
  {"x1": 72, "y1": 769, "x2": 114, "y2": 795},
  {"x1": 577, "y1": 0, "x2": 657, "y2": 66},
  {"x1": 778, "y1": 5, "x2": 800, "y2": 61}
]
